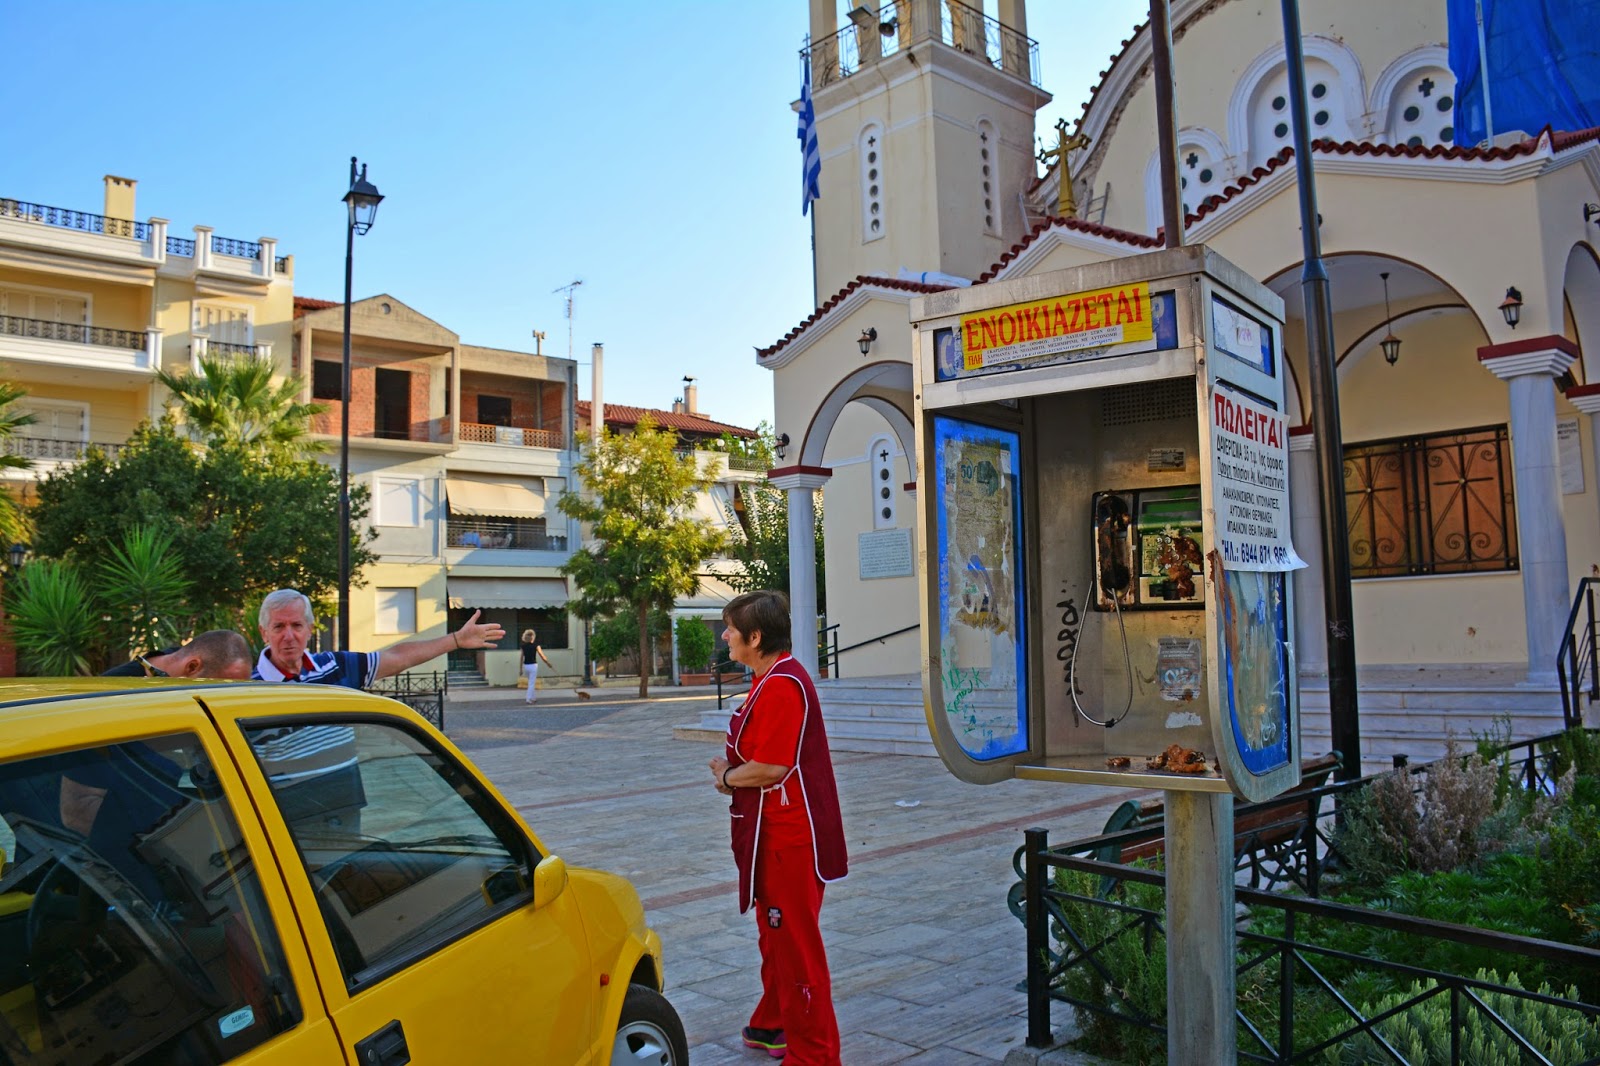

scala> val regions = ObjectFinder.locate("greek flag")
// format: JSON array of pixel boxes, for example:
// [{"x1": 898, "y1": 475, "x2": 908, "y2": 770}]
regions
[{"x1": 799, "y1": 57, "x2": 821, "y2": 215}]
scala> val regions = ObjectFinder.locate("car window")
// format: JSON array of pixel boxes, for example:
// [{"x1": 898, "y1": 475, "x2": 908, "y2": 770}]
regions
[
  {"x1": 241, "y1": 721, "x2": 536, "y2": 991},
  {"x1": 0, "y1": 734, "x2": 302, "y2": 1065}
]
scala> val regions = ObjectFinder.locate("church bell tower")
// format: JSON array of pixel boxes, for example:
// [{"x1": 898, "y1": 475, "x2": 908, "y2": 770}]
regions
[{"x1": 803, "y1": 0, "x2": 1051, "y2": 297}]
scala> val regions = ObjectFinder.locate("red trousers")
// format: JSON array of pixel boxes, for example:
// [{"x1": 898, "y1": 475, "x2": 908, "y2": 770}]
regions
[{"x1": 747, "y1": 842, "x2": 840, "y2": 1065}]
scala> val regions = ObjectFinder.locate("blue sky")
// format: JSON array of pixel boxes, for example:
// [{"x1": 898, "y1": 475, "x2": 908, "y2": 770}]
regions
[{"x1": 2, "y1": 1, "x2": 1146, "y2": 429}]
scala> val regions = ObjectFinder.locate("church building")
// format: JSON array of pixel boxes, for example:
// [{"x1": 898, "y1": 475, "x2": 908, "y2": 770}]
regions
[{"x1": 757, "y1": 0, "x2": 1600, "y2": 763}]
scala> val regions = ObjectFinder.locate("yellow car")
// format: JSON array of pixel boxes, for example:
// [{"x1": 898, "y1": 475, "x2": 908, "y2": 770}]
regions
[{"x1": 0, "y1": 681, "x2": 686, "y2": 1065}]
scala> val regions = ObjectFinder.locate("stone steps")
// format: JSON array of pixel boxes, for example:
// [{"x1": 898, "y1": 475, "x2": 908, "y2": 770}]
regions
[
  {"x1": 682, "y1": 674, "x2": 939, "y2": 756},
  {"x1": 681, "y1": 665, "x2": 1579, "y2": 767},
  {"x1": 1297, "y1": 665, "x2": 1567, "y2": 769}
]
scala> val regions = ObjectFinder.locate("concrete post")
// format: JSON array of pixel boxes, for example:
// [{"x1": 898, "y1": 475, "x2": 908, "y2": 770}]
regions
[
  {"x1": 770, "y1": 469, "x2": 831, "y2": 676},
  {"x1": 1165, "y1": 790, "x2": 1236, "y2": 1064},
  {"x1": 1288, "y1": 427, "x2": 1327, "y2": 674},
  {"x1": 1480, "y1": 337, "x2": 1578, "y2": 682}
]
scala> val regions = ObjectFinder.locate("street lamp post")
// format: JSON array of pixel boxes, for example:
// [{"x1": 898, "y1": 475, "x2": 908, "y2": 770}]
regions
[{"x1": 339, "y1": 157, "x2": 383, "y2": 650}]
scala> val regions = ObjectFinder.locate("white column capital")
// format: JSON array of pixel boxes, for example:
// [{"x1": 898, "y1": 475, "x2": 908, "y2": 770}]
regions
[
  {"x1": 1477, "y1": 335, "x2": 1579, "y2": 381},
  {"x1": 769, "y1": 466, "x2": 832, "y2": 491},
  {"x1": 1565, "y1": 384, "x2": 1600, "y2": 416},
  {"x1": 1288, "y1": 427, "x2": 1316, "y2": 452}
]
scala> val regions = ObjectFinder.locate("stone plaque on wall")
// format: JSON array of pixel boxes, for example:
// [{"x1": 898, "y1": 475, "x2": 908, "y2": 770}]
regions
[{"x1": 858, "y1": 528, "x2": 914, "y2": 580}]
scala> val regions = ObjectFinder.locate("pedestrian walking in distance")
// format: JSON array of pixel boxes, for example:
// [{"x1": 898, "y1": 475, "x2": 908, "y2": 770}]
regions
[{"x1": 521, "y1": 628, "x2": 554, "y2": 704}]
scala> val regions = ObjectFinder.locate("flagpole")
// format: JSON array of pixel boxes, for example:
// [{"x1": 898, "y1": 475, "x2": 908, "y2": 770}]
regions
[{"x1": 1475, "y1": 0, "x2": 1495, "y2": 144}]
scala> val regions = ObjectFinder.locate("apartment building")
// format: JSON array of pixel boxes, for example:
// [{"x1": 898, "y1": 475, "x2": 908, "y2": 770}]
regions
[
  {"x1": 292, "y1": 296, "x2": 580, "y2": 685},
  {"x1": 0, "y1": 175, "x2": 290, "y2": 504}
]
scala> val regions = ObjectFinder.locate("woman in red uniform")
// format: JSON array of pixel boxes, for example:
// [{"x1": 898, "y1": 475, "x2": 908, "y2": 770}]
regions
[{"x1": 709, "y1": 591, "x2": 848, "y2": 1064}]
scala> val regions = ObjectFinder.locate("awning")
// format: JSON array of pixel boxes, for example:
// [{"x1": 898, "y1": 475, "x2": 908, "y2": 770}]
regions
[
  {"x1": 445, "y1": 476, "x2": 545, "y2": 519},
  {"x1": 447, "y1": 577, "x2": 568, "y2": 610}
]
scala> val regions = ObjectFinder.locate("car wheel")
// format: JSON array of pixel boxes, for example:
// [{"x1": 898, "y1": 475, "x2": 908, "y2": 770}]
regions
[{"x1": 610, "y1": 984, "x2": 688, "y2": 1066}]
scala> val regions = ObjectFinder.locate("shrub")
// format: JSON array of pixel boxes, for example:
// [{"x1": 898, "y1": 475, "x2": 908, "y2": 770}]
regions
[
  {"x1": 1334, "y1": 741, "x2": 1497, "y2": 884},
  {"x1": 1050, "y1": 867, "x2": 1168, "y2": 1064},
  {"x1": 1342, "y1": 969, "x2": 1600, "y2": 1065},
  {"x1": 675, "y1": 616, "x2": 715, "y2": 672}
]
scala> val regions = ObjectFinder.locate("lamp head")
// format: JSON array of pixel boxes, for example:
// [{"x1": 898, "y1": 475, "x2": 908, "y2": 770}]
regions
[
  {"x1": 857, "y1": 326, "x2": 878, "y2": 356},
  {"x1": 1498, "y1": 285, "x2": 1523, "y2": 329},
  {"x1": 7, "y1": 542, "x2": 28, "y2": 571},
  {"x1": 343, "y1": 158, "x2": 384, "y2": 235},
  {"x1": 775, "y1": 433, "x2": 790, "y2": 461}
]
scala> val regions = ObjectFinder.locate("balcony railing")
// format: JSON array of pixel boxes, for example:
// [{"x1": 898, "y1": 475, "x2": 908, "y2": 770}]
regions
[
  {"x1": 457, "y1": 421, "x2": 565, "y2": 449},
  {"x1": 0, "y1": 198, "x2": 149, "y2": 240},
  {"x1": 2, "y1": 437, "x2": 125, "y2": 463},
  {"x1": 447, "y1": 519, "x2": 568, "y2": 552},
  {"x1": 804, "y1": 0, "x2": 1040, "y2": 89},
  {"x1": 211, "y1": 235, "x2": 261, "y2": 260},
  {"x1": 728, "y1": 454, "x2": 768, "y2": 471},
  {"x1": 0, "y1": 314, "x2": 148, "y2": 351},
  {"x1": 274, "y1": 255, "x2": 289, "y2": 274}
]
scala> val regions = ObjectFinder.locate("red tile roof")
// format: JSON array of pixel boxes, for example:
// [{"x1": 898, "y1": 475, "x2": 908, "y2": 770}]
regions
[
  {"x1": 1182, "y1": 127, "x2": 1600, "y2": 226},
  {"x1": 293, "y1": 296, "x2": 340, "y2": 317},
  {"x1": 756, "y1": 275, "x2": 953, "y2": 360},
  {"x1": 974, "y1": 216, "x2": 1165, "y2": 284},
  {"x1": 574, "y1": 401, "x2": 759, "y2": 439}
]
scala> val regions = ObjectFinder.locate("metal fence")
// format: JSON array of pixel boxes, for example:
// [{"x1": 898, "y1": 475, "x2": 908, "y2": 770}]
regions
[
  {"x1": 1012, "y1": 730, "x2": 1600, "y2": 1063},
  {"x1": 366, "y1": 670, "x2": 446, "y2": 731}
]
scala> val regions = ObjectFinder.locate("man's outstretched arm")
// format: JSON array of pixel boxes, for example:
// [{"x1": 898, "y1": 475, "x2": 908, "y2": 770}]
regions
[{"x1": 374, "y1": 610, "x2": 505, "y2": 680}]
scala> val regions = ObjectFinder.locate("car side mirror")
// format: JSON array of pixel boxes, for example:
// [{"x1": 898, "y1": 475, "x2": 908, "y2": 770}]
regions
[{"x1": 532, "y1": 854, "x2": 568, "y2": 908}]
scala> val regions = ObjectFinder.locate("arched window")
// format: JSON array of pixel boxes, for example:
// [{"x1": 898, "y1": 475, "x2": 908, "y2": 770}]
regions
[
  {"x1": 1144, "y1": 128, "x2": 1231, "y2": 230},
  {"x1": 977, "y1": 118, "x2": 1000, "y2": 237},
  {"x1": 867, "y1": 433, "x2": 898, "y2": 529},
  {"x1": 1371, "y1": 47, "x2": 1456, "y2": 147},
  {"x1": 1230, "y1": 39, "x2": 1365, "y2": 170},
  {"x1": 860, "y1": 123, "x2": 886, "y2": 243}
]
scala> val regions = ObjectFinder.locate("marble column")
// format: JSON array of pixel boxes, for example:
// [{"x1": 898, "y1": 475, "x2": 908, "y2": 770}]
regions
[
  {"x1": 1288, "y1": 426, "x2": 1328, "y2": 674},
  {"x1": 1480, "y1": 337, "x2": 1579, "y2": 682},
  {"x1": 770, "y1": 468, "x2": 832, "y2": 677},
  {"x1": 1563, "y1": 382, "x2": 1600, "y2": 534}
]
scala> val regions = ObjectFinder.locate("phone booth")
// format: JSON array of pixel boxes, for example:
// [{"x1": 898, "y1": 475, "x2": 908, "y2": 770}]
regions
[{"x1": 910, "y1": 245, "x2": 1303, "y2": 803}]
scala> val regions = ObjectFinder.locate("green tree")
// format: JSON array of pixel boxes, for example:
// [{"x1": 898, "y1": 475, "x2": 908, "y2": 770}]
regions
[
  {"x1": 0, "y1": 380, "x2": 37, "y2": 547},
  {"x1": 5, "y1": 559, "x2": 98, "y2": 675},
  {"x1": 590, "y1": 608, "x2": 671, "y2": 671},
  {"x1": 559, "y1": 415, "x2": 727, "y2": 698},
  {"x1": 6, "y1": 525, "x2": 192, "y2": 674},
  {"x1": 156, "y1": 351, "x2": 326, "y2": 456},
  {"x1": 29, "y1": 418, "x2": 374, "y2": 638}
]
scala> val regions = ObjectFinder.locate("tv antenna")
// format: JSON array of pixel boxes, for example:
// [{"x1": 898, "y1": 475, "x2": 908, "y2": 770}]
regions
[{"x1": 553, "y1": 279, "x2": 583, "y2": 361}]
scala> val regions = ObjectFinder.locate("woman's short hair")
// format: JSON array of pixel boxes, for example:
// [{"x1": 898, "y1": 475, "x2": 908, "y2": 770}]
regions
[
  {"x1": 259, "y1": 589, "x2": 314, "y2": 629},
  {"x1": 521, "y1": 628, "x2": 537, "y2": 644},
  {"x1": 722, "y1": 591, "x2": 792, "y2": 655}
]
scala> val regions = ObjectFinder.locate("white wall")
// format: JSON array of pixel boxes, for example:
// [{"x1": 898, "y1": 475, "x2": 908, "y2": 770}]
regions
[{"x1": 821, "y1": 402, "x2": 920, "y2": 676}]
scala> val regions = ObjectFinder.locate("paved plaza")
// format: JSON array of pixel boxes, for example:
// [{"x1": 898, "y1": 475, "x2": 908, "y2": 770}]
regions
[{"x1": 445, "y1": 686, "x2": 1147, "y2": 1064}]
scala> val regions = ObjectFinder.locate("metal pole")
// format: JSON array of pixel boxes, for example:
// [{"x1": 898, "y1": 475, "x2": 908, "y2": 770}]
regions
[
  {"x1": 1149, "y1": 0, "x2": 1183, "y2": 248},
  {"x1": 1023, "y1": 826, "x2": 1051, "y2": 1048},
  {"x1": 338, "y1": 160, "x2": 356, "y2": 651},
  {"x1": 1166, "y1": 791, "x2": 1236, "y2": 1063},
  {"x1": 1281, "y1": 0, "x2": 1361, "y2": 780},
  {"x1": 1474, "y1": 0, "x2": 1495, "y2": 146}
]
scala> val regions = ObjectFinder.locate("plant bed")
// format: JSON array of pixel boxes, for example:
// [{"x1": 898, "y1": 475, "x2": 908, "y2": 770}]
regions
[{"x1": 678, "y1": 670, "x2": 746, "y2": 686}]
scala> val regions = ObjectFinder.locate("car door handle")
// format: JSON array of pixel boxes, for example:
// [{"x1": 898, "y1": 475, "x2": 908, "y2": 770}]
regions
[{"x1": 354, "y1": 1019, "x2": 410, "y2": 1066}]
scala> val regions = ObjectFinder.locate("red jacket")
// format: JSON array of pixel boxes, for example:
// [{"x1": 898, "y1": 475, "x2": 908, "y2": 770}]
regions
[{"x1": 725, "y1": 654, "x2": 848, "y2": 912}]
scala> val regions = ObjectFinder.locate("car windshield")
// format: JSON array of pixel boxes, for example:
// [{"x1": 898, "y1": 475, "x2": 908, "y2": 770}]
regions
[{"x1": 0, "y1": 733, "x2": 300, "y2": 1064}]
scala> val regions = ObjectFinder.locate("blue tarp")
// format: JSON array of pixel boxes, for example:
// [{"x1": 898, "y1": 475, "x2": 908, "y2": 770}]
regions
[{"x1": 1448, "y1": 0, "x2": 1600, "y2": 146}]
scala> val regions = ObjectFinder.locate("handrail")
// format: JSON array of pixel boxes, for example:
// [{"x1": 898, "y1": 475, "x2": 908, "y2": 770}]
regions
[
  {"x1": 833, "y1": 623, "x2": 920, "y2": 658},
  {"x1": 1556, "y1": 576, "x2": 1600, "y2": 728}
]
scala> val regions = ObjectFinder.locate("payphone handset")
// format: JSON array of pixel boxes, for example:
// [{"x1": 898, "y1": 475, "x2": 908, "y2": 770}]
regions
[{"x1": 1072, "y1": 485, "x2": 1209, "y2": 729}]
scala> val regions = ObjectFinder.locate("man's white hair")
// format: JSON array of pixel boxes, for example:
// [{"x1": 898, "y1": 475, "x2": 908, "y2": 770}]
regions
[{"x1": 259, "y1": 588, "x2": 315, "y2": 629}]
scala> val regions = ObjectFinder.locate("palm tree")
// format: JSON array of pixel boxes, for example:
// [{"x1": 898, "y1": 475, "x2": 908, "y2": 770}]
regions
[
  {"x1": 0, "y1": 380, "x2": 36, "y2": 547},
  {"x1": 157, "y1": 352, "x2": 326, "y2": 455}
]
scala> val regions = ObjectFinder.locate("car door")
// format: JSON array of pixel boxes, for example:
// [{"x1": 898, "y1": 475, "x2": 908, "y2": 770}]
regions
[
  {"x1": 0, "y1": 694, "x2": 347, "y2": 1065},
  {"x1": 206, "y1": 698, "x2": 598, "y2": 1064}
]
